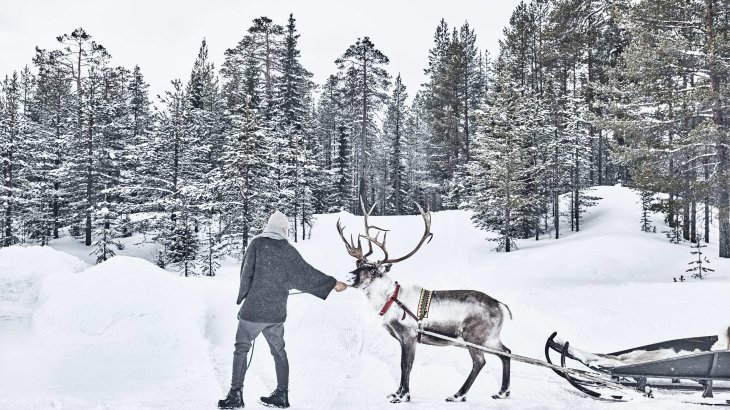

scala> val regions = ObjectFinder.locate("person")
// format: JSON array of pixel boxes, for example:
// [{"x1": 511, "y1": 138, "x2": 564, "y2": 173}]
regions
[{"x1": 218, "y1": 210, "x2": 348, "y2": 409}]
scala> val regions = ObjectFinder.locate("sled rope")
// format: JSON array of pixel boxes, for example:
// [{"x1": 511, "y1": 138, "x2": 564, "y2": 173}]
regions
[{"x1": 417, "y1": 329, "x2": 639, "y2": 397}]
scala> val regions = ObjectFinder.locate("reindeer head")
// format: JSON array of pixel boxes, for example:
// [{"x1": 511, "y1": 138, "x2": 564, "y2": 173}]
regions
[{"x1": 337, "y1": 199, "x2": 433, "y2": 289}]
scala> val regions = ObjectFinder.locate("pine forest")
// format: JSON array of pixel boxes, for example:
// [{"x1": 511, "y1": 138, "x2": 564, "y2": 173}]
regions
[{"x1": 1, "y1": 0, "x2": 729, "y2": 276}]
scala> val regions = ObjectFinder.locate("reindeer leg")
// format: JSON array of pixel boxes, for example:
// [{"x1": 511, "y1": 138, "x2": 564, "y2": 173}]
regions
[
  {"x1": 492, "y1": 342, "x2": 511, "y2": 399},
  {"x1": 446, "y1": 347, "x2": 485, "y2": 402},
  {"x1": 388, "y1": 337, "x2": 415, "y2": 403}
]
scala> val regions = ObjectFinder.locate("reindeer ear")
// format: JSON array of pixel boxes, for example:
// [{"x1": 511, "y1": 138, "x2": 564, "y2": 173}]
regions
[{"x1": 384, "y1": 264, "x2": 392, "y2": 272}]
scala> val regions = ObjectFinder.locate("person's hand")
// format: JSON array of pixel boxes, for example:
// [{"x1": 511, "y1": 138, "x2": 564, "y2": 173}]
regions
[{"x1": 334, "y1": 281, "x2": 348, "y2": 292}]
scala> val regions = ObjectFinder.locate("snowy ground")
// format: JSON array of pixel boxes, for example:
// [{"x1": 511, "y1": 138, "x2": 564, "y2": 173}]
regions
[{"x1": 1, "y1": 186, "x2": 729, "y2": 410}]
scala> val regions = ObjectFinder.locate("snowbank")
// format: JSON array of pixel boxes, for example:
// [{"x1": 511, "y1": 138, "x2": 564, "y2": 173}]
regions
[
  {"x1": 1, "y1": 255, "x2": 219, "y2": 409},
  {"x1": 0, "y1": 245, "x2": 88, "y2": 318},
  {"x1": 33, "y1": 256, "x2": 208, "y2": 354}
]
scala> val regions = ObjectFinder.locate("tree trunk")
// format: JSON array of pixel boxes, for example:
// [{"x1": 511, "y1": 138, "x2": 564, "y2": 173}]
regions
[
  {"x1": 705, "y1": 0, "x2": 729, "y2": 257},
  {"x1": 668, "y1": 133, "x2": 675, "y2": 228},
  {"x1": 358, "y1": 57, "x2": 369, "y2": 212},
  {"x1": 554, "y1": 130, "x2": 560, "y2": 239},
  {"x1": 691, "y1": 201, "x2": 697, "y2": 243},
  {"x1": 85, "y1": 83, "x2": 94, "y2": 247},
  {"x1": 574, "y1": 147, "x2": 580, "y2": 232},
  {"x1": 682, "y1": 198, "x2": 690, "y2": 241},
  {"x1": 598, "y1": 129, "x2": 603, "y2": 185}
]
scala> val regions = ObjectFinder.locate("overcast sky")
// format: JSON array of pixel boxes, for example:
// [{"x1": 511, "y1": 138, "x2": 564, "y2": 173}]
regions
[{"x1": 1, "y1": 0, "x2": 521, "y2": 102}]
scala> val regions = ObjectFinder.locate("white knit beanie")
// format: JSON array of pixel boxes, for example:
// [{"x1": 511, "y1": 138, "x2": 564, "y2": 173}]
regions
[{"x1": 267, "y1": 210, "x2": 289, "y2": 231}]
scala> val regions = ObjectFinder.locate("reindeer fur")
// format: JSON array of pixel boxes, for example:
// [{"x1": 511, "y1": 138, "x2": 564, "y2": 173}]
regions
[{"x1": 349, "y1": 267, "x2": 511, "y2": 403}]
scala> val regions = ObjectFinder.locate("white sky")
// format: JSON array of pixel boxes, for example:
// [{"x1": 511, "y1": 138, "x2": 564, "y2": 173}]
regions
[{"x1": 0, "y1": 0, "x2": 521, "y2": 102}]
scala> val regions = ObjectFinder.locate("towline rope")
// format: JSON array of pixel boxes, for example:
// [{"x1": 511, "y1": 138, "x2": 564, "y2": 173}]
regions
[{"x1": 417, "y1": 329, "x2": 639, "y2": 397}]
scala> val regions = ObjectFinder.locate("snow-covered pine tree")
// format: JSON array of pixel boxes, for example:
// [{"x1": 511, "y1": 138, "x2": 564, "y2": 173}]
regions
[
  {"x1": 143, "y1": 79, "x2": 204, "y2": 273},
  {"x1": 686, "y1": 234, "x2": 714, "y2": 279},
  {"x1": 519, "y1": 89, "x2": 552, "y2": 240},
  {"x1": 94, "y1": 66, "x2": 136, "y2": 249},
  {"x1": 198, "y1": 220, "x2": 221, "y2": 276},
  {"x1": 383, "y1": 74, "x2": 409, "y2": 215},
  {"x1": 563, "y1": 92, "x2": 595, "y2": 233},
  {"x1": 165, "y1": 198, "x2": 198, "y2": 277},
  {"x1": 118, "y1": 65, "x2": 152, "y2": 234},
  {"x1": 314, "y1": 75, "x2": 343, "y2": 212},
  {"x1": 407, "y1": 92, "x2": 439, "y2": 211},
  {"x1": 28, "y1": 47, "x2": 74, "y2": 243},
  {"x1": 335, "y1": 37, "x2": 390, "y2": 212},
  {"x1": 615, "y1": 0, "x2": 730, "y2": 257},
  {"x1": 295, "y1": 88, "x2": 320, "y2": 241},
  {"x1": 443, "y1": 22, "x2": 484, "y2": 209},
  {"x1": 14, "y1": 67, "x2": 39, "y2": 243},
  {"x1": 0, "y1": 72, "x2": 33, "y2": 247},
  {"x1": 56, "y1": 28, "x2": 111, "y2": 247},
  {"x1": 332, "y1": 119, "x2": 352, "y2": 212},
  {"x1": 639, "y1": 189, "x2": 654, "y2": 233},
  {"x1": 128, "y1": 65, "x2": 151, "y2": 147},
  {"x1": 187, "y1": 38, "x2": 225, "y2": 178},
  {"x1": 247, "y1": 17, "x2": 284, "y2": 109},
  {"x1": 214, "y1": 97, "x2": 269, "y2": 254},
  {"x1": 186, "y1": 39, "x2": 225, "y2": 247},
  {"x1": 315, "y1": 73, "x2": 356, "y2": 213},
  {"x1": 467, "y1": 65, "x2": 528, "y2": 252},
  {"x1": 271, "y1": 14, "x2": 316, "y2": 240},
  {"x1": 90, "y1": 205, "x2": 123, "y2": 263},
  {"x1": 219, "y1": 25, "x2": 284, "y2": 253},
  {"x1": 422, "y1": 20, "x2": 486, "y2": 209}
]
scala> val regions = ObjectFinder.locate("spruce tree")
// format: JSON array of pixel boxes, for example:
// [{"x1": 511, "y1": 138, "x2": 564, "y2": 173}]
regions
[
  {"x1": 335, "y1": 37, "x2": 390, "y2": 211},
  {"x1": 467, "y1": 66, "x2": 528, "y2": 252},
  {"x1": 56, "y1": 28, "x2": 110, "y2": 246},
  {"x1": 383, "y1": 74, "x2": 409, "y2": 215}
]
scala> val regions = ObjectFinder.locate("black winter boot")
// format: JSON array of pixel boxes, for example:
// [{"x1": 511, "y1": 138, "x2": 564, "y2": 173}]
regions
[
  {"x1": 260, "y1": 388, "x2": 290, "y2": 408},
  {"x1": 218, "y1": 388, "x2": 244, "y2": 409}
]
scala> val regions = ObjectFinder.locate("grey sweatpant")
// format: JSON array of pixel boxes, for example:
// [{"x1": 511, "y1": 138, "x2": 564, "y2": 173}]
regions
[{"x1": 231, "y1": 320, "x2": 288, "y2": 391}]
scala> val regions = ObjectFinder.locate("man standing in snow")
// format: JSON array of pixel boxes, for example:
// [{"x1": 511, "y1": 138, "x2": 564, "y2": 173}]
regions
[{"x1": 218, "y1": 210, "x2": 348, "y2": 409}]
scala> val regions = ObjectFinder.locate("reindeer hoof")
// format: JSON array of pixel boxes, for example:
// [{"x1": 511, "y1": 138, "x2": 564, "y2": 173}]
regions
[
  {"x1": 492, "y1": 391, "x2": 510, "y2": 400},
  {"x1": 388, "y1": 393, "x2": 410, "y2": 403},
  {"x1": 446, "y1": 394, "x2": 466, "y2": 402}
]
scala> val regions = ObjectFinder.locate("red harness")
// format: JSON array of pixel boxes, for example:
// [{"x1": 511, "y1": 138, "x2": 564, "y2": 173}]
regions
[{"x1": 379, "y1": 282, "x2": 401, "y2": 316}]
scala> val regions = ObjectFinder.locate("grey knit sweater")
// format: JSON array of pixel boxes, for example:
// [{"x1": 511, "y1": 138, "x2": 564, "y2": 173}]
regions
[{"x1": 237, "y1": 236, "x2": 337, "y2": 323}]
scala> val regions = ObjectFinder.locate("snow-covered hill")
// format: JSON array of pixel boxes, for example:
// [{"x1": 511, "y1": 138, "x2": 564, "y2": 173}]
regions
[{"x1": 1, "y1": 186, "x2": 728, "y2": 409}]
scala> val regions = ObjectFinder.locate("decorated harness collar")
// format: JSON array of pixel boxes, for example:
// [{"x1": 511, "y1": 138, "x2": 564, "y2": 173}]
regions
[{"x1": 379, "y1": 282, "x2": 435, "y2": 322}]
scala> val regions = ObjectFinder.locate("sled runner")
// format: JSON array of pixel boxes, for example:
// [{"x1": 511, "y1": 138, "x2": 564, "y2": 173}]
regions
[
  {"x1": 416, "y1": 328, "x2": 730, "y2": 405},
  {"x1": 545, "y1": 332, "x2": 730, "y2": 403}
]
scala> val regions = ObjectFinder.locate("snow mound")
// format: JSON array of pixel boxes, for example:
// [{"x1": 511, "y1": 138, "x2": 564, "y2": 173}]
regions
[
  {"x1": 33, "y1": 255, "x2": 208, "y2": 353},
  {"x1": 1, "y1": 254, "x2": 219, "y2": 408},
  {"x1": 0, "y1": 246, "x2": 88, "y2": 317}
]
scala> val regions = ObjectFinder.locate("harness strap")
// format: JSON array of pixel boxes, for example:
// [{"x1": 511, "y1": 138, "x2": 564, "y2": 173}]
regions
[
  {"x1": 379, "y1": 282, "x2": 401, "y2": 316},
  {"x1": 394, "y1": 298, "x2": 420, "y2": 321}
]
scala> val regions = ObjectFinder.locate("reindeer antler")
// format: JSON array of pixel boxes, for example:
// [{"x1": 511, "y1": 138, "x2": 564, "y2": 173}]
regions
[
  {"x1": 378, "y1": 202, "x2": 433, "y2": 265},
  {"x1": 336, "y1": 198, "x2": 433, "y2": 268},
  {"x1": 336, "y1": 218, "x2": 366, "y2": 262}
]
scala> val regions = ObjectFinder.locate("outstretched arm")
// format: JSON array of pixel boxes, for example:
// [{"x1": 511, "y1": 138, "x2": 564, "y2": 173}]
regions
[{"x1": 287, "y1": 248, "x2": 341, "y2": 299}]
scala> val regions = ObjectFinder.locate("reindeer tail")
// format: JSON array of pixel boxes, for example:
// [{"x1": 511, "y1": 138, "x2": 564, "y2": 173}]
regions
[{"x1": 499, "y1": 302, "x2": 513, "y2": 321}]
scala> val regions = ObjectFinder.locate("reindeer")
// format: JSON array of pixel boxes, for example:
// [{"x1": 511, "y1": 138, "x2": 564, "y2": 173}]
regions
[{"x1": 337, "y1": 202, "x2": 512, "y2": 403}]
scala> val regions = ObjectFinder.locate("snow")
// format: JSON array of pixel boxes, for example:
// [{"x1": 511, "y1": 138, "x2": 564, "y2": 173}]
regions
[{"x1": 1, "y1": 186, "x2": 729, "y2": 409}]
